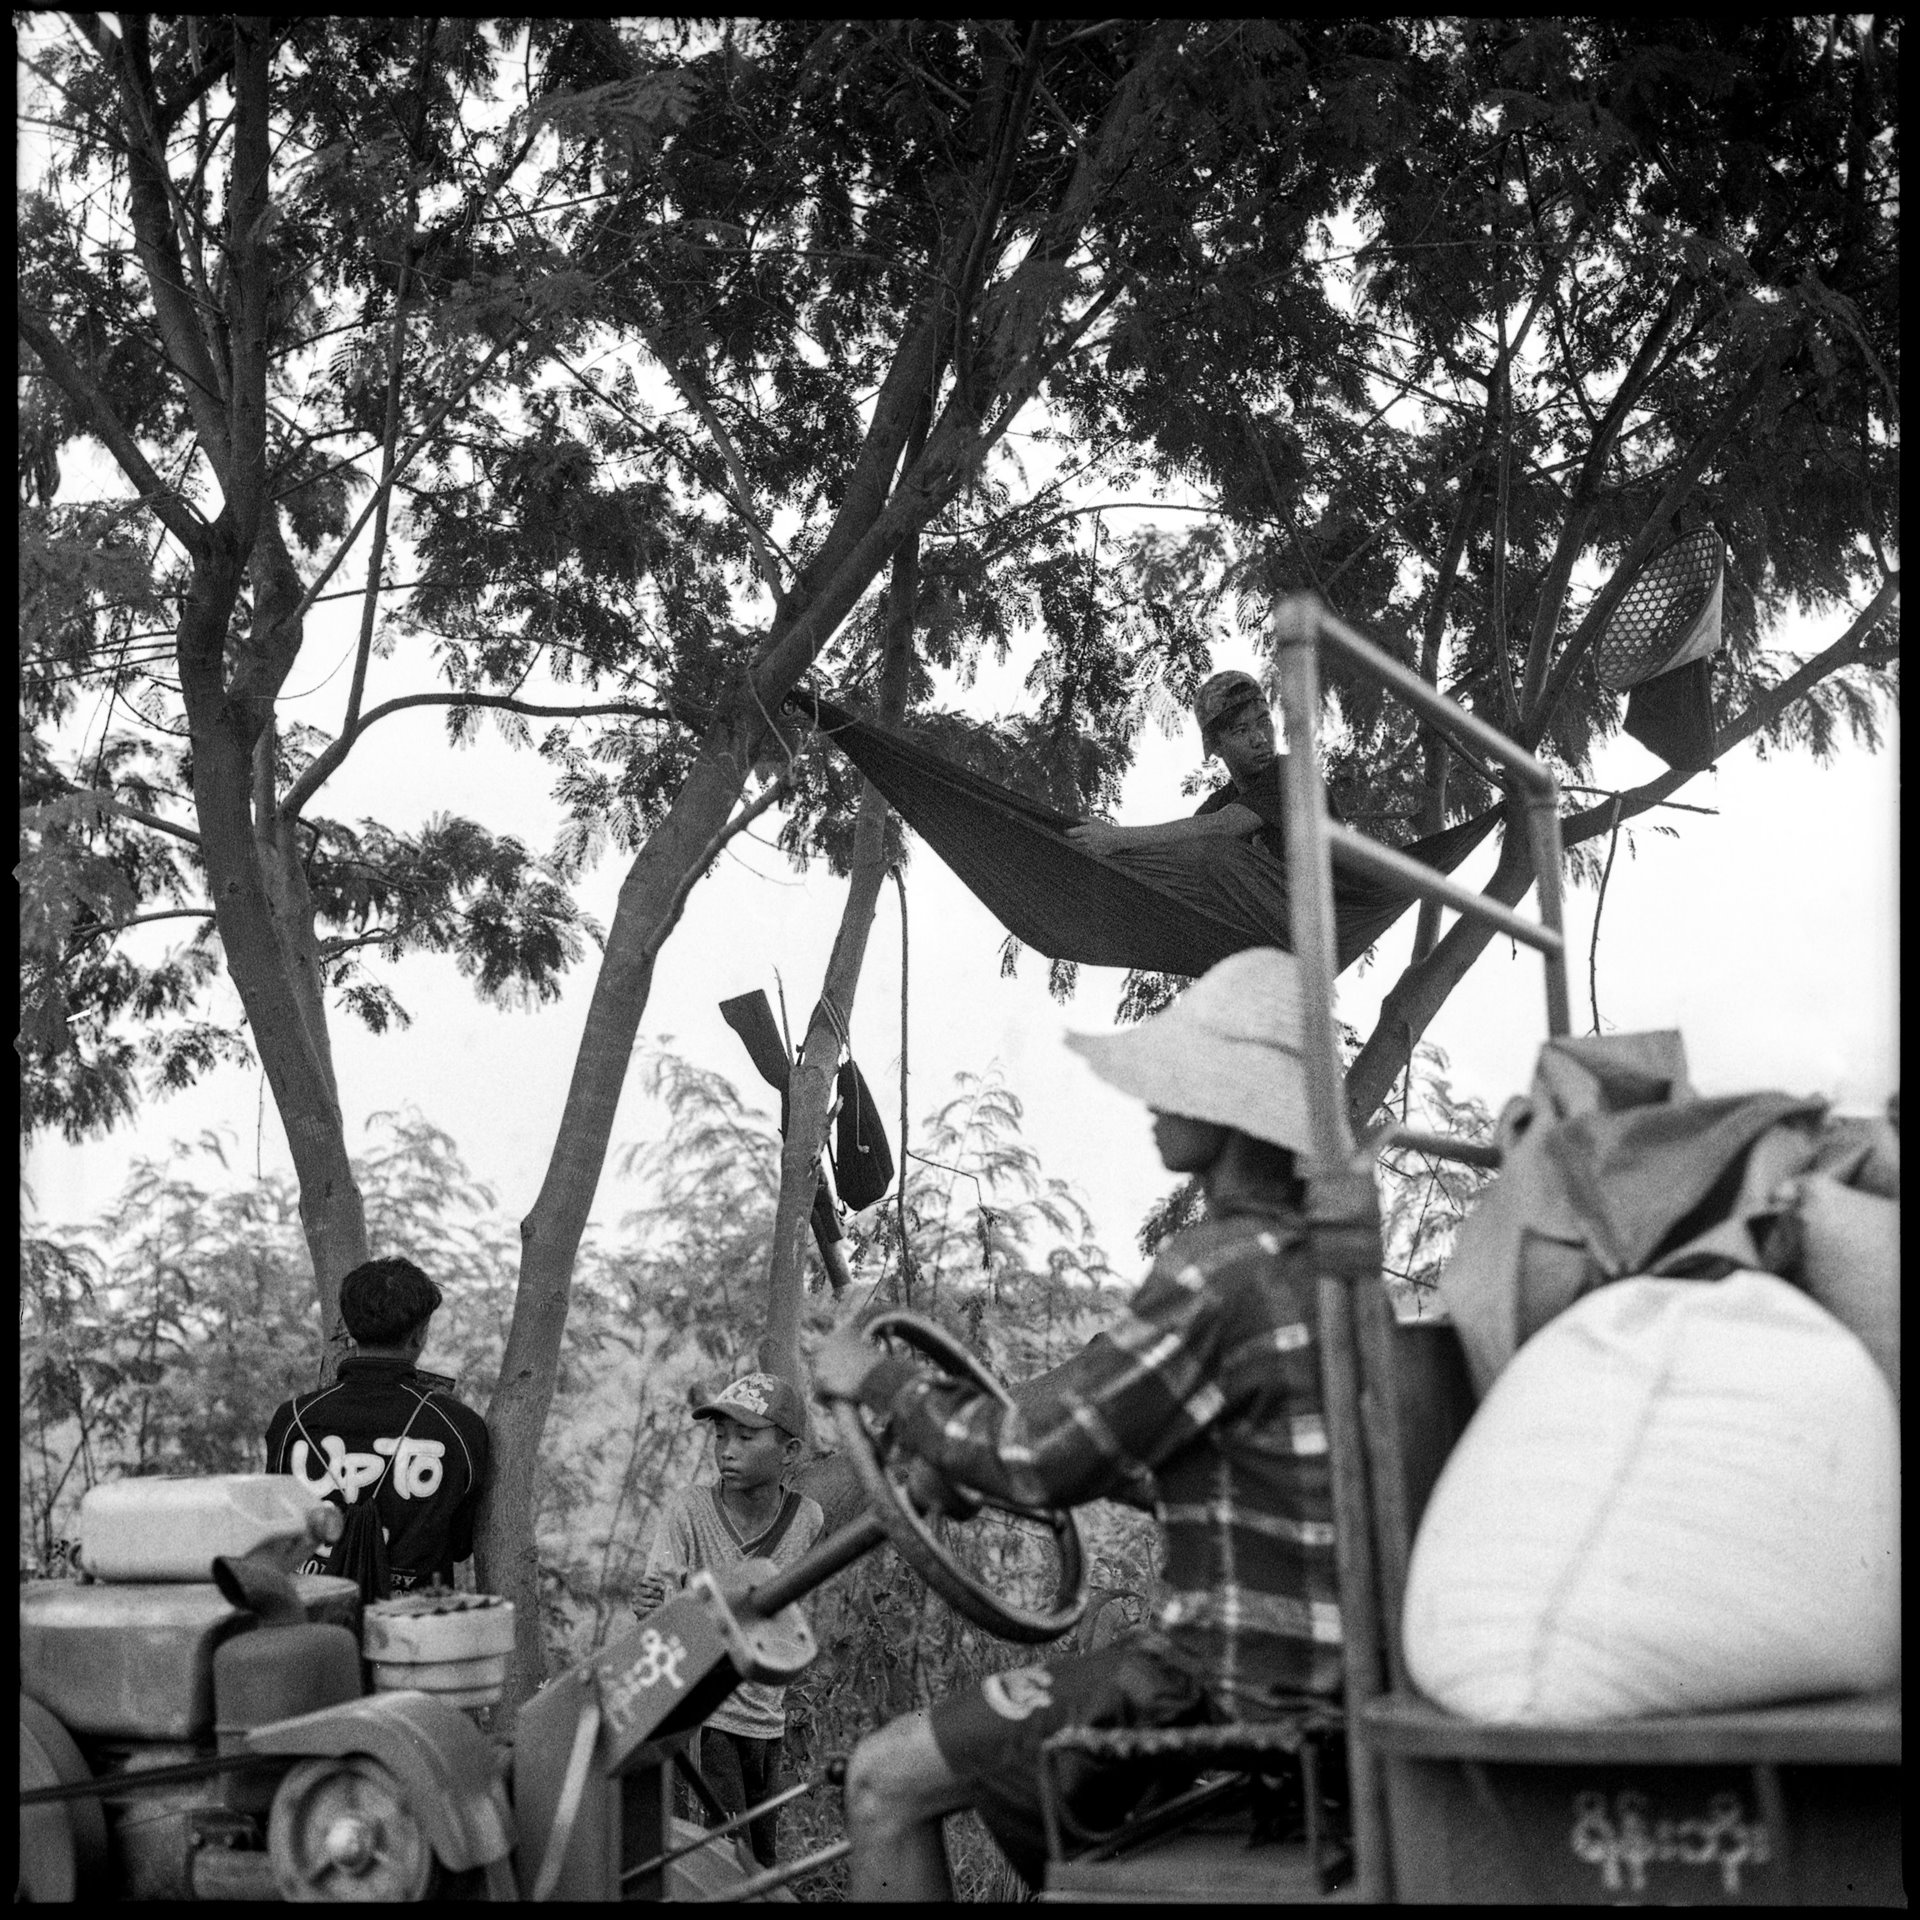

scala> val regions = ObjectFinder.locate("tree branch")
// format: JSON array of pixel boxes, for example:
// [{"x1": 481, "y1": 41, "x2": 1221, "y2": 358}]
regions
[
  {"x1": 1346, "y1": 570, "x2": 1900, "y2": 1122},
  {"x1": 340, "y1": 22, "x2": 438, "y2": 747},
  {"x1": 282, "y1": 692, "x2": 677, "y2": 819},
  {"x1": 1490, "y1": 359, "x2": 1518, "y2": 727},
  {"x1": 157, "y1": 41, "x2": 237, "y2": 133},
  {"x1": 637, "y1": 327, "x2": 789, "y2": 605},
  {"x1": 981, "y1": 271, "x2": 1130, "y2": 446},
  {"x1": 79, "y1": 789, "x2": 205, "y2": 847},
  {"x1": 106, "y1": 13, "x2": 236, "y2": 465},
  {"x1": 289, "y1": 322, "x2": 526, "y2": 627},
  {"x1": 639, "y1": 775, "x2": 796, "y2": 973},
  {"x1": 1516, "y1": 281, "x2": 1691, "y2": 718},
  {"x1": 68, "y1": 906, "x2": 217, "y2": 945},
  {"x1": 17, "y1": 303, "x2": 209, "y2": 554},
  {"x1": 948, "y1": 22, "x2": 1047, "y2": 394}
]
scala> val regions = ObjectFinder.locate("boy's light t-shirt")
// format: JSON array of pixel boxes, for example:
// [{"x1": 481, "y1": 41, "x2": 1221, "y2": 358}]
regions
[{"x1": 644, "y1": 1483, "x2": 826, "y2": 1740}]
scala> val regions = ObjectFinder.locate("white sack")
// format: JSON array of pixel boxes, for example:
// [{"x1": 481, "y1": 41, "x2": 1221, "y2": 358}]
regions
[{"x1": 1402, "y1": 1271, "x2": 1900, "y2": 1722}]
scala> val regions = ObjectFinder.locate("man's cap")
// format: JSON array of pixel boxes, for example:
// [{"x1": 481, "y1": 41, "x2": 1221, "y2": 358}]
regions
[
  {"x1": 691, "y1": 1372, "x2": 808, "y2": 1440},
  {"x1": 1195, "y1": 670, "x2": 1268, "y2": 742},
  {"x1": 1063, "y1": 948, "x2": 1310, "y2": 1153}
]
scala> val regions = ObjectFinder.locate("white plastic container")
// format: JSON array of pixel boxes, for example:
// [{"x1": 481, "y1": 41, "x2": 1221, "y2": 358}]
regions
[
  {"x1": 73, "y1": 1476, "x2": 330, "y2": 1584},
  {"x1": 362, "y1": 1593, "x2": 516, "y2": 1708}
]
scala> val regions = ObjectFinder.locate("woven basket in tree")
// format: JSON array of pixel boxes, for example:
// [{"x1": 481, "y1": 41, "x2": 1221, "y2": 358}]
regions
[{"x1": 1595, "y1": 528, "x2": 1725, "y2": 692}]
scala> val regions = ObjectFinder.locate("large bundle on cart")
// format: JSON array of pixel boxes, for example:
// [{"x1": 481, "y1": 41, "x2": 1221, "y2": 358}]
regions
[
  {"x1": 1359, "y1": 1035, "x2": 1903, "y2": 1905},
  {"x1": 791, "y1": 694, "x2": 1498, "y2": 977}
]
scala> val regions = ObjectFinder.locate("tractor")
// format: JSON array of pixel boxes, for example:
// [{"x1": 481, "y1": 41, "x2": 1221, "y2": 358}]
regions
[{"x1": 18, "y1": 1309, "x2": 1094, "y2": 1903}]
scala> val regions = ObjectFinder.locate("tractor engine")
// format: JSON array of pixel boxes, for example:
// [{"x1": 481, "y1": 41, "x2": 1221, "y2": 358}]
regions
[{"x1": 18, "y1": 1475, "x2": 461, "y2": 1901}]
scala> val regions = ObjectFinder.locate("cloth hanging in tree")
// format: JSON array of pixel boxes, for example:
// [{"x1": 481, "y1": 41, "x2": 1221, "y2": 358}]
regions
[{"x1": 793, "y1": 694, "x2": 1501, "y2": 978}]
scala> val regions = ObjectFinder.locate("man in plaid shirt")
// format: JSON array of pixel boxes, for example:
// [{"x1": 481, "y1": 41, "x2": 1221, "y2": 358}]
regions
[{"x1": 817, "y1": 948, "x2": 1343, "y2": 1899}]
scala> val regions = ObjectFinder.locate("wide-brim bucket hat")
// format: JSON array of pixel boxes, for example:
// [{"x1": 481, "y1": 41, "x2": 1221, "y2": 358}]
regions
[{"x1": 1064, "y1": 948, "x2": 1310, "y2": 1152}]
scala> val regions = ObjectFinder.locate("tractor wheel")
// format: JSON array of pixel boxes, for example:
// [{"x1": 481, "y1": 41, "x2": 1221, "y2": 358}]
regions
[
  {"x1": 18, "y1": 1695, "x2": 108, "y2": 1903},
  {"x1": 267, "y1": 1753, "x2": 438, "y2": 1902}
]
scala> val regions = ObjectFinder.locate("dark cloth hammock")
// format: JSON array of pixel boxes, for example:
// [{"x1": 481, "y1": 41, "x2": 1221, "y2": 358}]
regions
[{"x1": 795, "y1": 695, "x2": 1501, "y2": 978}]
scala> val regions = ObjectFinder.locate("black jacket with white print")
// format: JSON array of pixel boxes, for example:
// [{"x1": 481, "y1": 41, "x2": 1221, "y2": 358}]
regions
[{"x1": 265, "y1": 1355, "x2": 491, "y2": 1588}]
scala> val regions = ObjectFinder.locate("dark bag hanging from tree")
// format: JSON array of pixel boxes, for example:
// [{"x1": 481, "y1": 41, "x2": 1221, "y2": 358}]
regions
[{"x1": 832, "y1": 1058, "x2": 895, "y2": 1210}]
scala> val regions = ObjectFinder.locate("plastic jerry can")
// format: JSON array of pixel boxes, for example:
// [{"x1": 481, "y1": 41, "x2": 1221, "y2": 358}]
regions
[{"x1": 74, "y1": 1476, "x2": 330, "y2": 1583}]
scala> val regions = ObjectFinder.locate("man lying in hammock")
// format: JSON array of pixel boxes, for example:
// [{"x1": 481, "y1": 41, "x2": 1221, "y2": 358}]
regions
[
  {"x1": 793, "y1": 671, "x2": 1492, "y2": 978},
  {"x1": 1064, "y1": 670, "x2": 1342, "y2": 929}
]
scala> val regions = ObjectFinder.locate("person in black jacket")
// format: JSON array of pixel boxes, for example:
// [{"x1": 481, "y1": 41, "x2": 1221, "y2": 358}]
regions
[{"x1": 265, "y1": 1257, "x2": 491, "y2": 1591}]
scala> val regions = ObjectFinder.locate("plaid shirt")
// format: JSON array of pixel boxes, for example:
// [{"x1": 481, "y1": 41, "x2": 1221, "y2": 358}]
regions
[{"x1": 882, "y1": 1196, "x2": 1343, "y2": 1714}]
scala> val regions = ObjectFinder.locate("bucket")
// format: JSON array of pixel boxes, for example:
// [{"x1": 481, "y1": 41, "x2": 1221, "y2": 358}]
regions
[{"x1": 362, "y1": 1593, "x2": 516, "y2": 1708}]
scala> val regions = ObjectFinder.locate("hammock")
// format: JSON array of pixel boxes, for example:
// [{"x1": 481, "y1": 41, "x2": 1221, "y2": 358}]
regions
[{"x1": 795, "y1": 695, "x2": 1501, "y2": 978}]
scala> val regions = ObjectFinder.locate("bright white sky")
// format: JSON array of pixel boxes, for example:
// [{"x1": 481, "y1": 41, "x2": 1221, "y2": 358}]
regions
[{"x1": 24, "y1": 586, "x2": 1900, "y2": 1288}]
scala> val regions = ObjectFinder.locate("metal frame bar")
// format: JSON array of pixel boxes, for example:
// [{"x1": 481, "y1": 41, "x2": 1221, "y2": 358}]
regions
[
  {"x1": 686, "y1": 1837, "x2": 852, "y2": 1903},
  {"x1": 1269, "y1": 592, "x2": 1575, "y2": 1907},
  {"x1": 620, "y1": 1772, "x2": 821, "y2": 1886},
  {"x1": 1275, "y1": 601, "x2": 1355, "y2": 1172},
  {"x1": 1307, "y1": 602, "x2": 1558, "y2": 794},
  {"x1": 1520, "y1": 792, "x2": 1573, "y2": 1037},
  {"x1": 1325, "y1": 824, "x2": 1565, "y2": 956},
  {"x1": 1273, "y1": 593, "x2": 1572, "y2": 1056}
]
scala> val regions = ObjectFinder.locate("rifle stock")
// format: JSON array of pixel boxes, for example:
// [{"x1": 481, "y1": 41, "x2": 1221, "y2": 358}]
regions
[
  {"x1": 720, "y1": 990, "x2": 792, "y2": 1095},
  {"x1": 721, "y1": 991, "x2": 852, "y2": 1296}
]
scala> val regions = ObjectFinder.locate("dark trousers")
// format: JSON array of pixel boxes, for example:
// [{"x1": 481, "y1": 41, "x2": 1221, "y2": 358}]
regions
[{"x1": 688, "y1": 1728, "x2": 784, "y2": 1868}]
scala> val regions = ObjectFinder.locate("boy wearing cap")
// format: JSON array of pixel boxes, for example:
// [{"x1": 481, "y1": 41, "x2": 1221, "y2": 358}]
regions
[
  {"x1": 635, "y1": 1372, "x2": 825, "y2": 1867},
  {"x1": 817, "y1": 949, "x2": 1345, "y2": 1900}
]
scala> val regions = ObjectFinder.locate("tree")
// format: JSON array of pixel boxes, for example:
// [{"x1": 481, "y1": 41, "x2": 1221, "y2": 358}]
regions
[
  {"x1": 467, "y1": 18, "x2": 1413, "y2": 1701},
  {"x1": 18, "y1": 16, "x2": 620, "y2": 1366},
  {"x1": 20, "y1": 22, "x2": 1397, "y2": 1699},
  {"x1": 765, "y1": 17, "x2": 1898, "y2": 1306},
  {"x1": 1039, "y1": 17, "x2": 1898, "y2": 1123}
]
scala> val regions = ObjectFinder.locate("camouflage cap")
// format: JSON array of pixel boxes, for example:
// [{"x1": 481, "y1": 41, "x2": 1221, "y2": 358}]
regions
[
  {"x1": 1194, "y1": 669, "x2": 1267, "y2": 741},
  {"x1": 691, "y1": 1371, "x2": 808, "y2": 1440}
]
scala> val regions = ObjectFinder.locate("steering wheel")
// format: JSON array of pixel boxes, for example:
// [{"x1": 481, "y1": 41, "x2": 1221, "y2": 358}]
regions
[{"x1": 830, "y1": 1310, "x2": 1087, "y2": 1645}]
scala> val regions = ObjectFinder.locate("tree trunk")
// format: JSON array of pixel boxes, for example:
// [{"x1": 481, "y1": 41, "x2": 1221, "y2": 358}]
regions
[
  {"x1": 760, "y1": 463, "x2": 923, "y2": 1395},
  {"x1": 194, "y1": 708, "x2": 370, "y2": 1363},
  {"x1": 758, "y1": 792, "x2": 896, "y2": 1392},
  {"x1": 481, "y1": 574, "x2": 933, "y2": 1708},
  {"x1": 252, "y1": 724, "x2": 367, "y2": 1373},
  {"x1": 114, "y1": 19, "x2": 377, "y2": 1367},
  {"x1": 480, "y1": 720, "x2": 759, "y2": 1707},
  {"x1": 478, "y1": 47, "x2": 1163, "y2": 1713},
  {"x1": 1345, "y1": 817, "x2": 1538, "y2": 1127},
  {"x1": 478, "y1": 378, "x2": 966, "y2": 1713},
  {"x1": 179, "y1": 545, "x2": 372, "y2": 1378}
]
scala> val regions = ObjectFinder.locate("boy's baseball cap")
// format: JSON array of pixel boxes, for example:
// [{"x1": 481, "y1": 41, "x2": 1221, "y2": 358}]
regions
[
  {"x1": 692, "y1": 1372, "x2": 808, "y2": 1441},
  {"x1": 1194, "y1": 669, "x2": 1267, "y2": 743}
]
